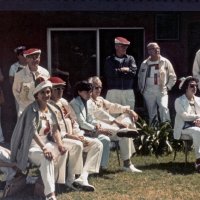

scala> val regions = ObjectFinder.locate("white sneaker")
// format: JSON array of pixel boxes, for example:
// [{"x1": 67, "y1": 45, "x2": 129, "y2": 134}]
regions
[
  {"x1": 65, "y1": 181, "x2": 79, "y2": 191},
  {"x1": 122, "y1": 164, "x2": 142, "y2": 173},
  {"x1": 73, "y1": 177, "x2": 95, "y2": 191}
]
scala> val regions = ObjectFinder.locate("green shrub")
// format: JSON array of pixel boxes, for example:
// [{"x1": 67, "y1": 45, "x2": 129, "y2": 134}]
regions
[{"x1": 135, "y1": 117, "x2": 174, "y2": 157}]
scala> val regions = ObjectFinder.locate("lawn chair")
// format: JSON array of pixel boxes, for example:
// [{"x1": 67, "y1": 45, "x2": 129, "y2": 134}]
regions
[
  {"x1": 111, "y1": 140, "x2": 121, "y2": 166},
  {"x1": 173, "y1": 134, "x2": 192, "y2": 165}
]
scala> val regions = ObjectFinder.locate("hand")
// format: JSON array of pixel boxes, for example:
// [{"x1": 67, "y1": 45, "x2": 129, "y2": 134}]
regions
[
  {"x1": 58, "y1": 145, "x2": 67, "y2": 155},
  {"x1": 82, "y1": 139, "x2": 90, "y2": 147},
  {"x1": 43, "y1": 148, "x2": 54, "y2": 161},
  {"x1": 115, "y1": 67, "x2": 129, "y2": 73},
  {"x1": 126, "y1": 109, "x2": 138, "y2": 122},
  {"x1": 96, "y1": 124, "x2": 101, "y2": 130},
  {"x1": 194, "y1": 118, "x2": 200, "y2": 127},
  {"x1": 113, "y1": 120, "x2": 127, "y2": 128},
  {"x1": 98, "y1": 128, "x2": 112, "y2": 136}
]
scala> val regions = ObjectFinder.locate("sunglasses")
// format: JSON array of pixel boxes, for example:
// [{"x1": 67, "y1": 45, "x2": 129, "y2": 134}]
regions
[
  {"x1": 94, "y1": 86, "x2": 102, "y2": 90},
  {"x1": 53, "y1": 87, "x2": 65, "y2": 91},
  {"x1": 189, "y1": 84, "x2": 198, "y2": 88}
]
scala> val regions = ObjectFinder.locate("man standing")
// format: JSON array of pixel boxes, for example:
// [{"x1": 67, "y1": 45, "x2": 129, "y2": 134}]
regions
[
  {"x1": 138, "y1": 42, "x2": 176, "y2": 123},
  {"x1": 9, "y1": 46, "x2": 27, "y2": 85},
  {"x1": 9, "y1": 46, "x2": 27, "y2": 113},
  {"x1": 104, "y1": 36, "x2": 137, "y2": 110},
  {"x1": 12, "y1": 48, "x2": 50, "y2": 117},
  {"x1": 193, "y1": 49, "x2": 200, "y2": 89}
]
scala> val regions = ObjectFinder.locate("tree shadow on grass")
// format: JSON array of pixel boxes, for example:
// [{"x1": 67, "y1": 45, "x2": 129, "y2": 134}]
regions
[{"x1": 138, "y1": 161, "x2": 195, "y2": 175}]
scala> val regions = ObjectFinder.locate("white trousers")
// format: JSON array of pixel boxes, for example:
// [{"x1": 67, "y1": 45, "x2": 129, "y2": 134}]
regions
[
  {"x1": 0, "y1": 147, "x2": 16, "y2": 181},
  {"x1": 99, "y1": 121, "x2": 136, "y2": 161},
  {"x1": 82, "y1": 137, "x2": 103, "y2": 173},
  {"x1": 28, "y1": 142, "x2": 68, "y2": 196},
  {"x1": 106, "y1": 89, "x2": 135, "y2": 110},
  {"x1": 143, "y1": 90, "x2": 170, "y2": 123},
  {"x1": 182, "y1": 127, "x2": 200, "y2": 159},
  {"x1": 62, "y1": 137, "x2": 102, "y2": 184}
]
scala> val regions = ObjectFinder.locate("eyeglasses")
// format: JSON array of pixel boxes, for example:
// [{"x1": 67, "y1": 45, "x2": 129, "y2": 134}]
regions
[
  {"x1": 189, "y1": 84, "x2": 198, "y2": 88},
  {"x1": 94, "y1": 86, "x2": 102, "y2": 90},
  {"x1": 53, "y1": 87, "x2": 65, "y2": 91},
  {"x1": 148, "y1": 47, "x2": 160, "y2": 51}
]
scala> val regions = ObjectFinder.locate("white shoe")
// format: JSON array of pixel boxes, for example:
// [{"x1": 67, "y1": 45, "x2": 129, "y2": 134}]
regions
[
  {"x1": 73, "y1": 178, "x2": 95, "y2": 191},
  {"x1": 46, "y1": 195, "x2": 57, "y2": 200},
  {"x1": 65, "y1": 181, "x2": 79, "y2": 191},
  {"x1": 122, "y1": 164, "x2": 142, "y2": 173}
]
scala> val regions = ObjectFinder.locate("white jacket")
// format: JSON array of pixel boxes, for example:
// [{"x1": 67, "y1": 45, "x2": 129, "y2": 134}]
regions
[
  {"x1": 138, "y1": 56, "x2": 177, "y2": 94},
  {"x1": 174, "y1": 94, "x2": 200, "y2": 139}
]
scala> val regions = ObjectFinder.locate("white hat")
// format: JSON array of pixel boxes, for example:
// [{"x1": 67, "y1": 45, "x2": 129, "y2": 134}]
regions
[
  {"x1": 179, "y1": 76, "x2": 193, "y2": 89},
  {"x1": 33, "y1": 77, "x2": 52, "y2": 96},
  {"x1": 14, "y1": 46, "x2": 26, "y2": 54}
]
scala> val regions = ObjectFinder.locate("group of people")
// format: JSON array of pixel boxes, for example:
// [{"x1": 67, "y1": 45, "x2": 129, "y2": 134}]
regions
[
  {"x1": 0, "y1": 41, "x2": 143, "y2": 200},
  {"x1": 0, "y1": 36, "x2": 200, "y2": 199}
]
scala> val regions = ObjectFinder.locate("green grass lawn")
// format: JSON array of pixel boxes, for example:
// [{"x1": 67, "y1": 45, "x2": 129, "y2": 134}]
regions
[{"x1": 1, "y1": 150, "x2": 199, "y2": 200}]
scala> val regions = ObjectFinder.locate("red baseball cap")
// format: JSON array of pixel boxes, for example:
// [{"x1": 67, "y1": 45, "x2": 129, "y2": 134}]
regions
[
  {"x1": 49, "y1": 77, "x2": 66, "y2": 86},
  {"x1": 23, "y1": 48, "x2": 41, "y2": 58},
  {"x1": 114, "y1": 37, "x2": 130, "y2": 45}
]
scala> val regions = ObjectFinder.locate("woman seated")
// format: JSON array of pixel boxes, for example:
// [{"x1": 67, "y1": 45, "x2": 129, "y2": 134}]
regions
[
  {"x1": 70, "y1": 81, "x2": 111, "y2": 171},
  {"x1": 88, "y1": 76, "x2": 141, "y2": 173},
  {"x1": 174, "y1": 76, "x2": 200, "y2": 172},
  {"x1": 11, "y1": 77, "x2": 68, "y2": 200}
]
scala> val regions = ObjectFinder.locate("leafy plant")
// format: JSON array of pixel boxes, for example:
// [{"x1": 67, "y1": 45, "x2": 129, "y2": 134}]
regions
[{"x1": 135, "y1": 116, "x2": 174, "y2": 157}]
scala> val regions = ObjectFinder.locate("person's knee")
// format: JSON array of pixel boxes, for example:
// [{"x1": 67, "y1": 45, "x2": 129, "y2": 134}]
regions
[{"x1": 101, "y1": 136, "x2": 111, "y2": 145}]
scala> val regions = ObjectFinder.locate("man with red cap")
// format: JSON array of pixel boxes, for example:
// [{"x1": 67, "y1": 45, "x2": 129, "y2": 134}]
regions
[
  {"x1": 104, "y1": 36, "x2": 137, "y2": 111},
  {"x1": 12, "y1": 48, "x2": 50, "y2": 117},
  {"x1": 49, "y1": 76, "x2": 103, "y2": 191}
]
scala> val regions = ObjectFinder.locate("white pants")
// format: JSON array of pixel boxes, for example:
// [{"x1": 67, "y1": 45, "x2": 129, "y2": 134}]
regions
[
  {"x1": 28, "y1": 142, "x2": 68, "y2": 196},
  {"x1": 62, "y1": 119, "x2": 103, "y2": 175},
  {"x1": 106, "y1": 89, "x2": 135, "y2": 110},
  {"x1": 182, "y1": 127, "x2": 200, "y2": 159},
  {"x1": 143, "y1": 90, "x2": 170, "y2": 123},
  {"x1": 99, "y1": 121, "x2": 136, "y2": 161},
  {"x1": 62, "y1": 138, "x2": 83, "y2": 176},
  {"x1": 62, "y1": 137, "x2": 102, "y2": 184},
  {"x1": 82, "y1": 137, "x2": 103, "y2": 173},
  {"x1": 0, "y1": 147, "x2": 16, "y2": 181}
]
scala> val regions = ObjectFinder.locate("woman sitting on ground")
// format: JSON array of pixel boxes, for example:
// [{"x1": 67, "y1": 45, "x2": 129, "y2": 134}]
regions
[
  {"x1": 11, "y1": 77, "x2": 68, "y2": 200},
  {"x1": 174, "y1": 76, "x2": 200, "y2": 172}
]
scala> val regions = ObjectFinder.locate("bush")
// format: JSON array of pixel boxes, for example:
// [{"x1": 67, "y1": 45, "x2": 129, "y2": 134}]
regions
[{"x1": 135, "y1": 117, "x2": 174, "y2": 157}]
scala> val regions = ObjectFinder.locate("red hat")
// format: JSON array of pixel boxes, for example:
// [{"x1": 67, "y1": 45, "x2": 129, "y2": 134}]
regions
[
  {"x1": 23, "y1": 48, "x2": 41, "y2": 58},
  {"x1": 49, "y1": 77, "x2": 66, "y2": 86},
  {"x1": 114, "y1": 37, "x2": 130, "y2": 45}
]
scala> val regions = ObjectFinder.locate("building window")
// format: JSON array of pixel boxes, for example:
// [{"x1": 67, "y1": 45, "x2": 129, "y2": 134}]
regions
[{"x1": 155, "y1": 14, "x2": 179, "y2": 40}]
